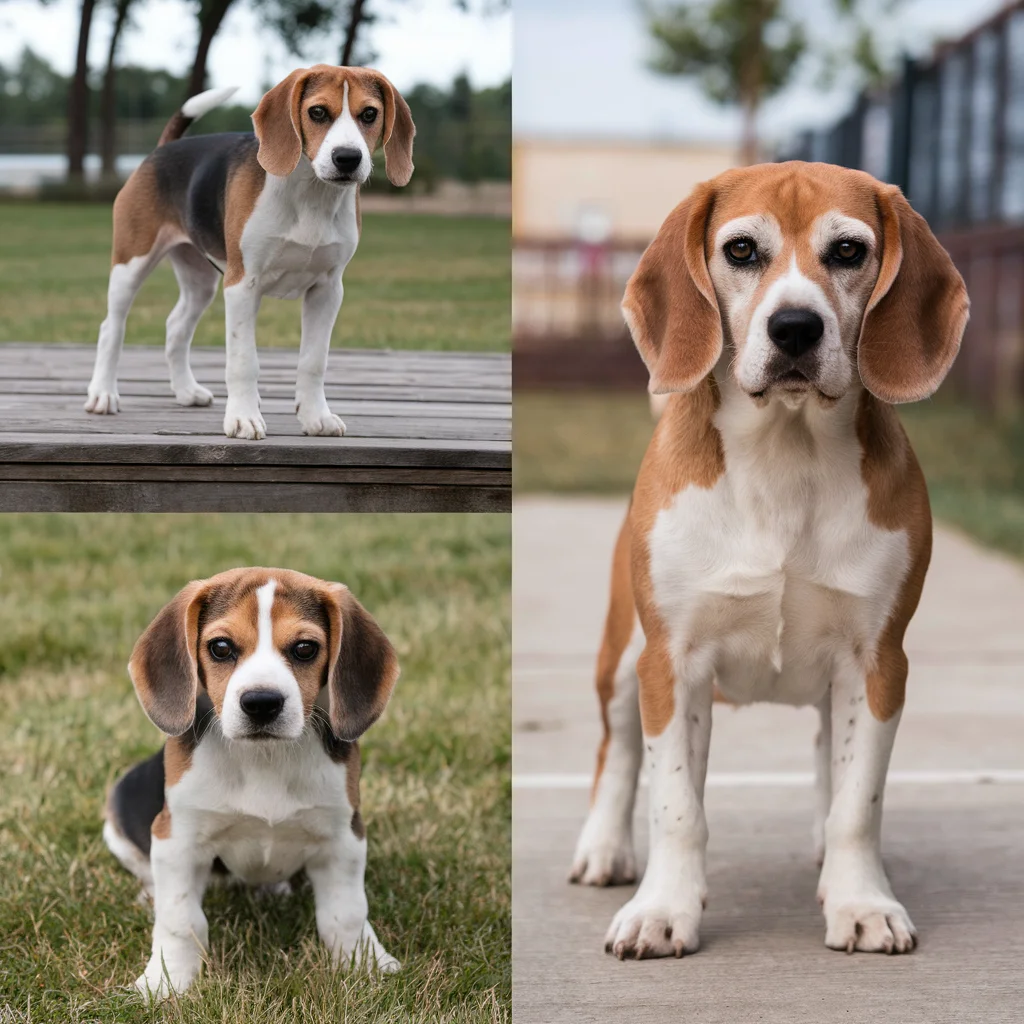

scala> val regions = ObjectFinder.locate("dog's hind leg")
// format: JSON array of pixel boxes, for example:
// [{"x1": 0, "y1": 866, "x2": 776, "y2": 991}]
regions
[
  {"x1": 570, "y1": 512, "x2": 643, "y2": 887},
  {"x1": 812, "y1": 689, "x2": 832, "y2": 866},
  {"x1": 103, "y1": 748, "x2": 166, "y2": 895},
  {"x1": 165, "y1": 245, "x2": 219, "y2": 407}
]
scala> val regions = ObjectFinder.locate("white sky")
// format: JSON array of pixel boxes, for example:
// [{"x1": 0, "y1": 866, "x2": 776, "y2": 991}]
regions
[
  {"x1": 515, "y1": 0, "x2": 1009, "y2": 144},
  {"x1": 0, "y1": 0, "x2": 512, "y2": 104}
]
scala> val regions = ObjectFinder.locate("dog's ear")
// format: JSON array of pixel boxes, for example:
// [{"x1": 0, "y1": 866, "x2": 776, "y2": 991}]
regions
[
  {"x1": 362, "y1": 69, "x2": 415, "y2": 186},
  {"x1": 321, "y1": 584, "x2": 400, "y2": 741},
  {"x1": 252, "y1": 68, "x2": 311, "y2": 177},
  {"x1": 859, "y1": 185, "x2": 969, "y2": 403},
  {"x1": 129, "y1": 580, "x2": 208, "y2": 736},
  {"x1": 622, "y1": 181, "x2": 721, "y2": 395}
]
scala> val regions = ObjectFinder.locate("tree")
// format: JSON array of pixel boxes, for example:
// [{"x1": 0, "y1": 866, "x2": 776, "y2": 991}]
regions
[
  {"x1": 99, "y1": 0, "x2": 136, "y2": 178},
  {"x1": 185, "y1": 0, "x2": 238, "y2": 98},
  {"x1": 67, "y1": 0, "x2": 99, "y2": 182},
  {"x1": 644, "y1": 0, "x2": 805, "y2": 165}
]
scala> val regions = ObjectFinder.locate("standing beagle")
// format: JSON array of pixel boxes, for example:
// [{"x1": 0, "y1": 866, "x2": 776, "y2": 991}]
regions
[
  {"x1": 570, "y1": 163, "x2": 969, "y2": 959},
  {"x1": 103, "y1": 568, "x2": 400, "y2": 999},
  {"x1": 85, "y1": 66, "x2": 415, "y2": 440}
]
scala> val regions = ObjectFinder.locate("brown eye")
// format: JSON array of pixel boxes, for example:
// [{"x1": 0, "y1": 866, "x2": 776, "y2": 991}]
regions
[
  {"x1": 359, "y1": 107, "x2": 378, "y2": 125},
  {"x1": 829, "y1": 239, "x2": 865, "y2": 264},
  {"x1": 291, "y1": 640, "x2": 320, "y2": 662},
  {"x1": 308, "y1": 105, "x2": 330, "y2": 123},
  {"x1": 208, "y1": 638, "x2": 235, "y2": 661},
  {"x1": 725, "y1": 238, "x2": 757, "y2": 265}
]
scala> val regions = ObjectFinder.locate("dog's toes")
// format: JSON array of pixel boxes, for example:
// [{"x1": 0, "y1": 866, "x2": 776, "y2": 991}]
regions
[
  {"x1": 85, "y1": 390, "x2": 120, "y2": 414},
  {"x1": 175, "y1": 383, "x2": 214, "y2": 407}
]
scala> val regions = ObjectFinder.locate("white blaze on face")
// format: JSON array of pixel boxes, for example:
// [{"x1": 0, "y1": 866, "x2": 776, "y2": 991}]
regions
[
  {"x1": 311, "y1": 80, "x2": 373, "y2": 184},
  {"x1": 220, "y1": 579, "x2": 306, "y2": 740}
]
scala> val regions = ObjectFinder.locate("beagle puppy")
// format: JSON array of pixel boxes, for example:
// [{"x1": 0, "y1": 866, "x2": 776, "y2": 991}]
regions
[
  {"x1": 102, "y1": 567, "x2": 401, "y2": 999},
  {"x1": 570, "y1": 163, "x2": 969, "y2": 959},
  {"x1": 85, "y1": 66, "x2": 415, "y2": 440}
]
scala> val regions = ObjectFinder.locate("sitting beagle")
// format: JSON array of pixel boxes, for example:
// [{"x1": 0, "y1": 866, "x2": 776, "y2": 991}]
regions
[
  {"x1": 85, "y1": 66, "x2": 415, "y2": 440},
  {"x1": 570, "y1": 163, "x2": 969, "y2": 959},
  {"x1": 103, "y1": 567, "x2": 400, "y2": 998}
]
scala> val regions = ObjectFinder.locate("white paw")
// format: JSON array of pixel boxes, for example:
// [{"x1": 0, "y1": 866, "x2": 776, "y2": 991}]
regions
[
  {"x1": 823, "y1": 897, "x2": 916, "y2": 954},
  {"x1": 569, "y1": 828, "x2": 636, "y2": 886},
  {"x1": 85, "y1": 388, "x2": 119, "y2": 414},
  {"x1": 253, "y1": 880, "x2": 293, "y2": 899},
  {"x1": 604, "y1": 888, "x2": 703, "y2": 959},
  {"x1": 299, "y1": 410, "x2": 346, "y2": 437},
  {"x1": 174, "y1": 382, "x2": 214, "y2": 407},
  {"x1": 223, "y1": 401, "x2": 266, "y2": 440},
  {"x1": 331, "y1": 925, "x2": 400, "y2": 974},
  {"x1": 134, "y1": 957, "x2": 199, "y2": 1001}
]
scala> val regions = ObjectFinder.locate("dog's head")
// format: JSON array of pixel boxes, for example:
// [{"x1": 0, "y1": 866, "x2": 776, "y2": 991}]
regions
[
  {"x1": 128, "y1": 568, "x2": 399, "y2": 743},
  {"x1": 252, "y1": 64, "x2": 415, "y2": 187},
  {"x1": 623, "y1": 161, "x2": 969, "y2": 406}
]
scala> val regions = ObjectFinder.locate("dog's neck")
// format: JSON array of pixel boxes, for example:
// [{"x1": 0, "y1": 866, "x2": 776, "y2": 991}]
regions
[{"x1": 265, "y1": 156, "x2": 359, "y2": 224}]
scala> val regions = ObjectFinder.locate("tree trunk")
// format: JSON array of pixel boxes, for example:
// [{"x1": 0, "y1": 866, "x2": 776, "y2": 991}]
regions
[
  {"x1": 739, "y1": 97, "x2": 759, "y2": 165},
  {"x1": 186, "y1": 0, "x2": 235, "y2": 99},
  {"x1": 341, "y1": 0, "x2": 369, "y2": 66},
  {"x1": 67, "y1": 0, "x2": 98, "y2": 183},
  {"x1": 100, "y1": 0, "x2": 132, "y2": 179}
]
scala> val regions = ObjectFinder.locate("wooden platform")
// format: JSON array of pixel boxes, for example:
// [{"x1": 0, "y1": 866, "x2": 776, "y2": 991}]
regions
[{"x1": 0, "y1": 344, "x2": 510, "y2": 512}]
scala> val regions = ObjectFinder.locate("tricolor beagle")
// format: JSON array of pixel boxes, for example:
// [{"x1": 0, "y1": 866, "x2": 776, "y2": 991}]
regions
[
  {"x1": 570, "y1": 163, "x2": 969, "y2": 959},
  {"x1": 102, "y1": 567, "x2": 401, "y2": 999},
  {"x1": 85, "y1": 65, "x2": 415, "y2": 440}
]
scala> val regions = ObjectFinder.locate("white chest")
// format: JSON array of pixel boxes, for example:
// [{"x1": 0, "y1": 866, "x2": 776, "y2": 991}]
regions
[
  {"x1": 168, "y1": 732, "x2": 356, "y2": 885},
  {"x1": 240, "y1": 173, "x2": 359, "y2": 300},
  {"x1": 647, "y1": 393, "x2": 910, "y2": 706}
]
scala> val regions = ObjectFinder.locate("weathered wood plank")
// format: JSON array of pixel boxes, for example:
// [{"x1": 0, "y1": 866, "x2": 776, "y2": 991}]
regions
[{"x1": 0, "y1": 343, "x2": 511, "y2": 512}]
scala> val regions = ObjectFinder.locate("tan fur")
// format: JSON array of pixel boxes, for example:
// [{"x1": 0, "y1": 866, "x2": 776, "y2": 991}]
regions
[
  {"x1": 152, "y1": 805, "x2": 172, "y2": 840},
  {"x1": 856, "y1": 392, "x2": 932, "y2": 720},
  {"x1": 199, "y1": 589, "x2": 261, "y2": 715},
  {"x1": 269, "y1": 596, "x2": 330, "y2": 715},
  {"x1": 223, "y1": 158, "x2": 268, "y2": 287},
  {"x1": 591, "y1": 511, "x2": 636, "y2": 800},
  {"x1": 109, "y1": 163, "x2": 182, "y2": 266},
  {"x1": 344, "y1": 742, "x2": 364, "y2": 839}
]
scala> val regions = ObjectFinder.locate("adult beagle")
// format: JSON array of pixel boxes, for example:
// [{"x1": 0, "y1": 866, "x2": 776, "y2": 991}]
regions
[
  {"x1": 570, "y1": 163, "x2": 969, "y2": 959},
  {"x1": 85, "y1": 65, "x2": 415, "y2": 440},
  {"x1": 103, "y1": 567, "x2": 400, "y2": 998}
]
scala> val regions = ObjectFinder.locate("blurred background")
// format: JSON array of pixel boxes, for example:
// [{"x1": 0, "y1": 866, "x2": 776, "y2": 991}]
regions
[
  {"x1": 0, "y1": 0, "x2": 511, "y2": 351},
  {"x1": 514, "y1": 0, "x2": 1024, "y2": 561}
]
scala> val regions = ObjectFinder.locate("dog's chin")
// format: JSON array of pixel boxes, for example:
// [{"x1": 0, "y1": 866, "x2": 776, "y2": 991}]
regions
[
  {"x1": 746, "y1": 371, "x2": 844, "y2": 408},
  {"x1": 316, "y1": 172, "x2": 365, "y2": 188}
]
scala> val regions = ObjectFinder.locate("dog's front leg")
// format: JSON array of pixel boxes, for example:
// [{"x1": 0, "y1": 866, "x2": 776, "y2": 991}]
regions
[
  {"x1": 222, "y1": 281, "x2": 266, "y2": 439},
  {"x1": 306, "y1": 836, "x2": 399, "y2": 974},
  {"x1": 604, "y1": 637, "x2": 712, "y2": 959},
  {"x1": 296, "y1": 276, "x2": 346, "y2": 437},
  {"x1": 135, "y1": 830, "x2": 211, "y2": 1000},
  {"x1": 817, "y1": 653, "x2": 916, "y2": 953}
]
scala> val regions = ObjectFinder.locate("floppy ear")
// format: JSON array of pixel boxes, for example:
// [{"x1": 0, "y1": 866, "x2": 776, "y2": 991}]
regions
[
  {"x1": 859, "y1": 185, "x2": 969, "y2": 403},
  {"x1": 363, "y1": 69, "x2": 415, "y2": 186},
  {"x1": 252, "y1": 68, "x2": 311, "y2": 177},
  {"x1": 128, "y1": 580, "x2": 208, "y2": 736},
  {"x1": 622, "y1": 181, "x2": 721, "y2": 394},
  {"x1": 321, "y1": 584, "x2": 400, "y2": 741}
]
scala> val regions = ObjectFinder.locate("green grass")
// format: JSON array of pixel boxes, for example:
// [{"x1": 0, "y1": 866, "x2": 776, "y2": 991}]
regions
[
  {"x1": 0, "y1": 513, "x2": 510, "y2": 1023},
  {"x1": 0, "y1": 204, "x2": 510, "y2": 352},
  {"x1": 514, "y1": 390, "x2": 1024, "y2": 560}
]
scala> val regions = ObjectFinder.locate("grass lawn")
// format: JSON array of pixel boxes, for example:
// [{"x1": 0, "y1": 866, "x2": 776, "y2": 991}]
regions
[
  {"x1": 0, "y1": 203, "x2": 510, "y2": 353},
  {"x1": 0, "y1": 513, "x2": 510, "y2": 1023},
  {"x1": 514, "y1": 390, "x2": 1024, "y2": 560}
]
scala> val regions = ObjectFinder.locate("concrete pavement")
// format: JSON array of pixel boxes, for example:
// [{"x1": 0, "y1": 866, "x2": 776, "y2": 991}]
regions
[{"x1": 513, "y1": 498, "x2": 1024, "y2": 1023}]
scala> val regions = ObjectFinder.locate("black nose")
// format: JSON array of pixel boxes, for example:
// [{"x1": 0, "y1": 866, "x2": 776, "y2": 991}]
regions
[
  {"x1": 767, "y1": 308, "x2": 824, "y2": 358},
  {"x1": 331, "y1": 147, "x2": 362, "y2": 174},
  {"x1": 239, "y1": 689, "x2": 284, "y2": 723}
]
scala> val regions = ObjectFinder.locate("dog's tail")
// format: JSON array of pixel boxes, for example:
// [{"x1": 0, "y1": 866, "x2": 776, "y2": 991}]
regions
[{"x1": 157, "y1": 86, "x2": 239, "y2": 147}]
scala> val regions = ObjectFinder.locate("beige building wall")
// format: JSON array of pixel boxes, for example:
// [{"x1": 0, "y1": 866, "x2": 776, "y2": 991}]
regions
[{"x1": 513, "y1": 137, "x2": 737, "y2": 241}]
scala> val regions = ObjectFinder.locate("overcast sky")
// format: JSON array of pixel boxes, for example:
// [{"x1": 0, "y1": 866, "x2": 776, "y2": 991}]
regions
[
  {"x1": 515, "y1": 0, "x2": 1009, "y2": 144},
  {"x1": 0, "y1": 0, "x2": 512, "y2": 104}
]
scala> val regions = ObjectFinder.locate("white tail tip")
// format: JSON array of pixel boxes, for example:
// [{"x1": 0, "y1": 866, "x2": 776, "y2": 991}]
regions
[{"x1": 181, "y1": 86, "x2": 239, "y2": 121}]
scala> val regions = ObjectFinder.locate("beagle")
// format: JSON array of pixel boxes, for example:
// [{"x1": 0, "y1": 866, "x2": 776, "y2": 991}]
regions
[
  {"x1": 84, "y1": 65, "x2": 415, "y2": 440},
  {"x1": 102, "y1": 567, "x2": 401, "y2": 999},
  {"x1": 570, "y1": 163, "x2": 969, "y2": 959}
]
